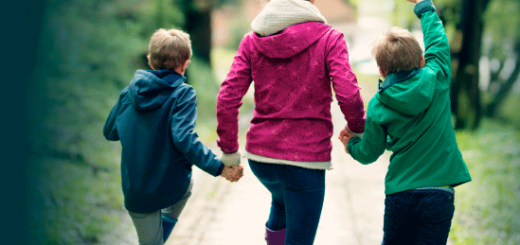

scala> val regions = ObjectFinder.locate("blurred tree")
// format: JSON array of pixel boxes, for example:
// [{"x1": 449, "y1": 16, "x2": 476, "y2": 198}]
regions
[
  {"x1": 174, "y1": 0, "x2": 239, "y2": 77},
  {"x1": 179, "y1": 0, "x2": 216, "y2": 64},
  {"x1": 485, "y1": 41, "x2": 520, "y2": 118},
  {"x1": 482, "y1": 0, "x2": 520, "y2": 118},
  {"x1": 449, "y1": 0, "x2": 491, "y2": 130}
]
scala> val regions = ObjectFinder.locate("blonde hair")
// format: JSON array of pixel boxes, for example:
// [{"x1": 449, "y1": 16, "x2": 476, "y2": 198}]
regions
[
  {"x1": 148, "y1": 28, "x2": 192, "y2": 71},
  {"x1": 371, "y1": 27, "x2": 423, "y2": 75}
]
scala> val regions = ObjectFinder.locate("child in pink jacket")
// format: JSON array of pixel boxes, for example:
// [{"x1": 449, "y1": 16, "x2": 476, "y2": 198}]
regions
[{"x1": 216, "y1": 0, "x2": 366, "y2": 244}]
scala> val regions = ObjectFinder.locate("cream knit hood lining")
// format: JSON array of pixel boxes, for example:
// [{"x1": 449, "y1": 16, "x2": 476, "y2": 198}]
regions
[{"x1": 251, "y1": 0, "x2": 327, "y2": 37}]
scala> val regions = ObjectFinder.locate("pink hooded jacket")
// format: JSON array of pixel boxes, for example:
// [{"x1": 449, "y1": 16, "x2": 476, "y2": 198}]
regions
[{"x1": 216, "y1": 21, "x2": 365, "y2": 164}]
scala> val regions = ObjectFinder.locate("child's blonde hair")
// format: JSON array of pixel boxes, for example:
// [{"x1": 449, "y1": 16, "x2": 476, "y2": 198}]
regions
[
  {"x1": 372, "y1": 27, "x2": 423, "y2": 75},
  {"x1": 148, "y1": 28, "x2": 192, "y2": 71}
]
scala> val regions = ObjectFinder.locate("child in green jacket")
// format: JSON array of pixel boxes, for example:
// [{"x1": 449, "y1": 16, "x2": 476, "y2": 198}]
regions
[{"x1": 340, "y1": 0, "x2": 471, "y2": 244}]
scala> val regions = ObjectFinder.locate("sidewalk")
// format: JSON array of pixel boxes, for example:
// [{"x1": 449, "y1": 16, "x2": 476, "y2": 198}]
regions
[
  {"x1": 166, "y1": 103, "x2": 389, "y2": 245},
  {"x1": 99, "y1": 103, "x2": 455, "y2": 245}
]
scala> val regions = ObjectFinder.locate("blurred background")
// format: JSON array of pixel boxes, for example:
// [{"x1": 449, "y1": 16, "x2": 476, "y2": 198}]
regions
[{"x1": 11, "y1": 0, "x2": 519, "y2": 244}]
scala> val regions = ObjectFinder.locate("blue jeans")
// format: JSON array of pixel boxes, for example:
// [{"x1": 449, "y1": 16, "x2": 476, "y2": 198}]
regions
[
  {"x1": 249, "y1": 160, "x2": 326, "y2": 245},
  {"x1": 382, "y1": 188, "x2": 455, "y2": 245}
]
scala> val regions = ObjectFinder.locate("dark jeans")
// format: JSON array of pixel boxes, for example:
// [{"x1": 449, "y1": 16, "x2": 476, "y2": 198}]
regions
[
  {"x1": 249, "y1": 160, "x2": 326, "y2": 245},
  {"x1": 382, "y1": 188, "x2": 455, "y2": 245}
]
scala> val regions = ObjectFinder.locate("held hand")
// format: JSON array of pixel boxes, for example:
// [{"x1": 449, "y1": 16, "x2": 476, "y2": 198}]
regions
[
  {"x1": 339, "y1": 128, "x2": 354, "y2": 145},
  {"x1": 406, "y1": 0, "x2": 424, "y2": 3},
  {"x1": 221, "y1": 165, "x2": 244, "y2": 182},
  {"x1": 339, "y1": 128, "x2": 354, "y2": 154}
]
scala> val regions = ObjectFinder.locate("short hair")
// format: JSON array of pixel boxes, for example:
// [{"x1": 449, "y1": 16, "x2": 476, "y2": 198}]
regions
[
  {"x1": 371, "y1": 27, "x2": 423, "y2": 75},
  {"x1": 148, "y1": 28, "x2": 192, "y2": 71}
]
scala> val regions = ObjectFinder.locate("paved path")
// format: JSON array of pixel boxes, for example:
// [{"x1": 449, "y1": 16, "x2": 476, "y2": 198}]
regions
[
  {"x1": 99, "y1": 98, "x2": 455, "y2": 245},
  {"x1": 165, "y1": 103, "x2": 389, "y2": 245}
]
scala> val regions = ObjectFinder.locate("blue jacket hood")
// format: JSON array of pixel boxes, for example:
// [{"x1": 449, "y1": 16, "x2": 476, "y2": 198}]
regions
[{"x1": 128, "y1": 69, "x2": 185, "y2": 111}]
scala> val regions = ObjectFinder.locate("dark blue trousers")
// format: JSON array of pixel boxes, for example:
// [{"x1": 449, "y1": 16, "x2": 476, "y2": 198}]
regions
[
  {"x1": 382, "y1": 188, "x2": 455, "y2": 245},
  {"x1": 249, "y1": 160, "x2": 326, "y2": 245}
]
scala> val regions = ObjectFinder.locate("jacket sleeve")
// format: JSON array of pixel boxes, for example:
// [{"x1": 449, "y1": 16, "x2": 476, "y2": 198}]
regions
[
  {"x1": 171, "y1": 86, "x2": 223, "y2": 177},
  {"x1": 416, "y1": 0, "x2": 451, "y2": 83},
  {"x1": 216, "y1": 34, "x2": 253, "y2": 153},
  {"x1": 103, "y1": 91, "x2": 125, "y2": 141},
  {"x1": 347, "y1": 102, "x2": 386, "y2": 164},
  {"x1": 326, "y1": 30, "x2": 366, "y2": 133}
]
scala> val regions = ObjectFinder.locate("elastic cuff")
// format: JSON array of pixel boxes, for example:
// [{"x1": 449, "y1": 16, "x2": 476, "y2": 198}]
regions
[
  {"x1": 352, "y1": 132, "x2": 364, "y2": 140},
  {"x1": 221, "y1": 151, "x2": 242, "y2": 166},
  {"x1": 414, "y1": 0, "x2": 436, "y2": 19},
  {"x1": 217, "y1": 163, "x2": 225, "y2": 176},
  {"x1": 347, "y1": 126, "x2": 364, "y2": 140}
]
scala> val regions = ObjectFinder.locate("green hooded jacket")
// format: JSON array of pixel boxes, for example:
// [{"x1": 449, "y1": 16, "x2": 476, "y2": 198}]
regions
[{"x1": 347, "y1": 0, "x2": 471, "y2": 195}]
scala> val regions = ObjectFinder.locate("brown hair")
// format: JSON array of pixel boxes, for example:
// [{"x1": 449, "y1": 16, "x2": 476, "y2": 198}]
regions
[
  {"x1": 148, "y1": 28, "x2": 192, "y2": 71},
  {"x1": 371, "y1": 27, "x2": 423, "y2": 75}
]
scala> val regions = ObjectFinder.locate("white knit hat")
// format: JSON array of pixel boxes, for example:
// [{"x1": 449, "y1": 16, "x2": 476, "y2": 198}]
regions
[{"x1": 251, "y1": 0, "x2": 327, "y2": 37}]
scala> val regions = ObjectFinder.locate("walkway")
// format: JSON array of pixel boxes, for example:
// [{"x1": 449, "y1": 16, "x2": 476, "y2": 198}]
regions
[{"x1": 165, "y1": 103, "x2": 389, "y2": 245}]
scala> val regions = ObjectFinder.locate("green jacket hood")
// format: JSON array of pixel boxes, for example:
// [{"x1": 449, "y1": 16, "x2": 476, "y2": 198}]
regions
[{"x1": 376, "y1": 68, "x2": 435, "y2": 116}]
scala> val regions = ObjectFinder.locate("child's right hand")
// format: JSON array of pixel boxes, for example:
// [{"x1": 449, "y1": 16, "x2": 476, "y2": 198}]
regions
[
  {"x1": 406, "y1": 0, "x2": 424, "y2": 3},
  {"x1": 221, "y1": 165, "x2": 244, "y2": 182}
]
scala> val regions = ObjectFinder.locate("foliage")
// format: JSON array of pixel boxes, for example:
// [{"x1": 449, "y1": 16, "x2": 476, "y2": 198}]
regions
[
  {"x1": 226, "y1": 10, "x2": 251, "y2": 50},
  {"x1": 29, "y1": 0, "x2": 189, "y2": 243},
  {"x1": 484, "y1": 0, "x2": 520, "y2": 59},
  {"x1": 188, "y1": 55, "x2": 221, "y2": 142},
  {"x1": 450, "y1": 120, "x2": 520, "y2": 245},
  {"x1": 30, "y1": 0, "x2": 230, "y2": 242},
  {"x1": 341, "y1": 0, "x2": 361, "y2": 8}
]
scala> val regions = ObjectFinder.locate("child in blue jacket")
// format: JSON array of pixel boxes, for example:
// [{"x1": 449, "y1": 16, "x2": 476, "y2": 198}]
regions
[{"x1": 103, "y1": 28, "x2": 243, "y2": 245}]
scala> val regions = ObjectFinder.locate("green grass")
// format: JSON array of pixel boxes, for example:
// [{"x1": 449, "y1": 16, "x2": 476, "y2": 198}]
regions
[
  {"x1": 450, "y1": 120, "x2": 520, "y2": 245},
  {"x1": 498, "y1": 91, "x2": 520, "y2": 128}
]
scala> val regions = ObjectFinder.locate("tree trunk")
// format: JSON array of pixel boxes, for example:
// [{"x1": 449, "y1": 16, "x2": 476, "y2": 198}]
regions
[
  {"x1": 485, "y1": 55, "x2": 520, "y2": 117},
  {"x1": 450, "y1": 0, "x2": 489, "y2": 130},
  {"x1": 181, "y1": 0, "x2": 213, "y2": 64}
]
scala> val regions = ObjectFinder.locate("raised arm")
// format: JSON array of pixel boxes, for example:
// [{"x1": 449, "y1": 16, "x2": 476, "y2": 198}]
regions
[
  {"x1": 414, "y1": 0, "x2": 452, "y2": 81},
  {"x1": 216, "y1": 34, "x2": 253, "y2": 153}
]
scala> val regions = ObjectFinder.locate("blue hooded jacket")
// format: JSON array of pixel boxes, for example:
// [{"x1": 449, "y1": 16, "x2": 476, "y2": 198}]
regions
[{"x1": 103, "y1": 69, "x2": 223, "y2": 213}]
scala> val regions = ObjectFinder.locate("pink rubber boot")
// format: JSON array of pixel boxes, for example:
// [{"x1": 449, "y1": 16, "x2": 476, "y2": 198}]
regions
[{"x1": 265, "y1": 227, "x2": 286, "y2": 245}]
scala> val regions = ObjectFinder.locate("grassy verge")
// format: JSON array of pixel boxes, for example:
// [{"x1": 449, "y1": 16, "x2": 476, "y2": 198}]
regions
[
  {"x1": 450, "y1": 119, "x2": 520, "y2": 244},
  {"x1": 30, "y1": 77, "x2": 126, "y2": 244}
]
